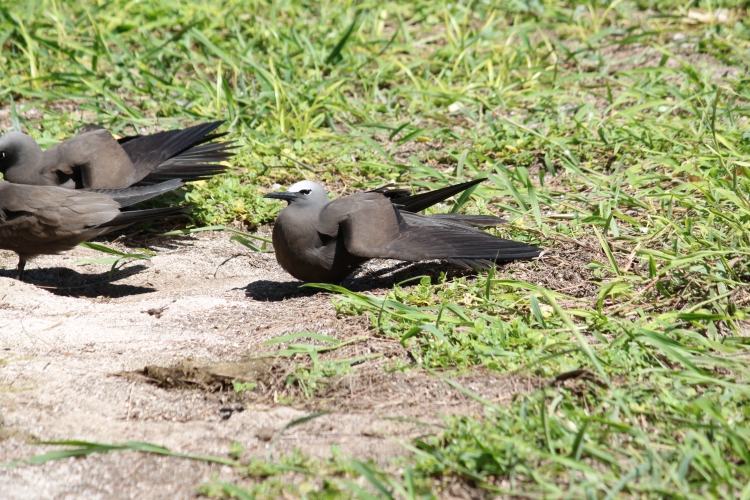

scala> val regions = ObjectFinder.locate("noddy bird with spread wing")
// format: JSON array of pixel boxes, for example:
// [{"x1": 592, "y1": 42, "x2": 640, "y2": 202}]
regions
[
  {"x1": 0, "y1": 121, "x2": 235, "y2": 189},
  {"x1": 0, "y1": 179, "x2": 187, "y2": 280},
  {"x1": 263, "y1": 179, "x2": 542, "y2": 283}
]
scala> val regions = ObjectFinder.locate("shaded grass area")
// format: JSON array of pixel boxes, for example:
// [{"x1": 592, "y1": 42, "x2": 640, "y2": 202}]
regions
[{"x1": 3, "y1": 0, "x2": 750, "y2": 498}]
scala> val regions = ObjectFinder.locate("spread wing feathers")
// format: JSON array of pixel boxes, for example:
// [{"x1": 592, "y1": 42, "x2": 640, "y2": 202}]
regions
[
  {"x1": 156, "y1": 139, "x2": 236, "y2": 162},
  {"x1": 135, "y1": 140, "x2": 237, "y2": 185},
  {"x1": 78, "y1": 125, "x2": 226, "y2": 147},
  {"x1": 119, "y1": 121, "x2": 225, "y2": 179},
  {"x1": 86, "y1": 179, "x2": 185, "y2": 207},
  {"x1": 384, "y1": 178, "x2": 485, "y2": 213},
  {"x1": 427, "y1": 213, "x2": 506, "y2": 227},
  {"x1": 372, "y1": 226, "x2": 541, "y2": 262},
  {"x1": 401, "y1": 212, "x2": 506, "y2": 231},
  {"x1": 116, "y1": 131, "x2": 229, "y2": 146},
  {"x1": 98, "y1": 206, "x2": 188, "y2": 228},
  {"x1": 179, "y1": 131, "x2": 230, "y2": 147}
]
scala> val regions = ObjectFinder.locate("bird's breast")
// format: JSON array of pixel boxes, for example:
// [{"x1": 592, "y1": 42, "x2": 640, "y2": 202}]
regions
[{"x1": 272, "y1": 211, "x2": 330, "y2": 280}]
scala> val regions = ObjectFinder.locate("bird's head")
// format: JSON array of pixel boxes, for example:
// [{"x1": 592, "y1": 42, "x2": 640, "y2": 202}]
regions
[
  {"x1": 0, "y1": 132, "x2": 43, "y2": 178},
  {"x1": 263, "y1": 180, "x2": 330, "y2": 206}
]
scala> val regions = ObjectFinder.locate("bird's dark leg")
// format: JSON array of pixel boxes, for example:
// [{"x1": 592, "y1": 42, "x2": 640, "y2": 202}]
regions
[{"x1": 16, "y1": 256, "x2": 26, "y2": 281}]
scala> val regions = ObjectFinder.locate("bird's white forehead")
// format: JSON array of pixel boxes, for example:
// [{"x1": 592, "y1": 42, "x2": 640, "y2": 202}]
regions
[{"x1": 288, "y1": 180, "x2": 325, "y2": 193}]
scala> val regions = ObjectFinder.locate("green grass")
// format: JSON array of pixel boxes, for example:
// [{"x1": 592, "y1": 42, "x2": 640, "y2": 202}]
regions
[{"x1": 3, "y1": 0, "x2": 750, "y2": 498}]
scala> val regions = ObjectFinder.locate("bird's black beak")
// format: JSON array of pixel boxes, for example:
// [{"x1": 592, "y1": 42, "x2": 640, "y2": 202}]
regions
[{"x1": 263, "y1": 191, "x2": 298, "y2": 202}]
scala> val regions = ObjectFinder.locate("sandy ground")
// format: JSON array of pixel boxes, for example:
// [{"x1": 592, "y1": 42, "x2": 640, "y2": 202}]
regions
[{"x1": 0, "y1": 229, "x2": 539, "y2": 499}]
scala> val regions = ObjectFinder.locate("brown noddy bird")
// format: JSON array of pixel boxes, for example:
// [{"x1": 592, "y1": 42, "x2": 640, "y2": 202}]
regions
[
  {"x1": 0, "y1": 121, "x2": 235, "y2": 189},
  {"x1": 263, "y1": 179, "x2": 542, "y2": 283},
  {"x1": 0, "y1": 179, "x2": 187, "y2": 280}
]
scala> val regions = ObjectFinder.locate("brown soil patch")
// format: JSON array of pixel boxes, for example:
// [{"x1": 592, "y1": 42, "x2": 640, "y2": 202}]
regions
[
  {"x1": 132, "y1": 357, "x2": 275, "y2": 391},
  {"x1": 513, "y1": 234, "x2": 605, "y2": 299},
  {"x1": 135, "y1": 355, "x2": 543, "y2": 414}
]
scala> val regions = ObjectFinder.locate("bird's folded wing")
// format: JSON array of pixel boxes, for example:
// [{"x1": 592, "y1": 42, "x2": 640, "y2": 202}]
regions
[
  {"x1": 40, "y1": 130, "x2": 137, "y2": 189},
  {"x1": 317, "y1": 194, "x2": 404, "y2": 254}
]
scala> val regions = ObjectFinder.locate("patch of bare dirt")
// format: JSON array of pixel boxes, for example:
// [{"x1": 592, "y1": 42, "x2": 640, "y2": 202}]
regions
[
  {"x1": 133, "y1": 353, "x2": 543, "y2": 415},
  {"x1": 0, "y1": 229, "x2": 549, "y2": 499},
  {"x1": 512, "y1": 234, "x2": 603, "y2": 299}
]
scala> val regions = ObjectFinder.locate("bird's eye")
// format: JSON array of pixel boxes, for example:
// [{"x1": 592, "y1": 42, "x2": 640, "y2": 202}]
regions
[
  {"x1": 0, "y1": 152, "x2": 5, "y2": 160},
  {"x1": 299, "y1": 189, "x2": 312, "y2": 195}
]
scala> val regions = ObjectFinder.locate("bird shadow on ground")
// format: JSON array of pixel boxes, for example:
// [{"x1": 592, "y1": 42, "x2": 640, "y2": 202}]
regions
[
  {"x1": 92, "y1": 232, "x2": 199, "y2": 252},
  {"x1": 346, "y1": 261, "x2": 477, "y2": 292},
  {"x1": 242, "y1": 279, "x2": 315, "y2": 301},
  {"x1": 0, "y1": 264, "x2": 155, "y2": 298},
  {"x1": 243, "y1": 261, "x2": 478, "y2": 302}
]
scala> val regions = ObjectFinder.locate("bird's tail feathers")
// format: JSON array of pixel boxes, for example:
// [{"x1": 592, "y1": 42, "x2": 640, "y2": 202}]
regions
[
  {"x1": 135, "y1": 140, "x2": 237, "y2": 185},
  {"x1": 120, "y1": 121, "x2": 225, "y2": 165},
  {"x1": 99, "y1": 205, "x2": 189, "y2": 228}
]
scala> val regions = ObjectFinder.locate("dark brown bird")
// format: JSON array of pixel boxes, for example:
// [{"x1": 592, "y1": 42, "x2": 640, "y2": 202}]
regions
[
  {"x1": 0, "y1": 121, "x2": 234, "y2": 189},
  {"x1": 0, "y1": 180, "x2": 187, "y2": 280},
  {"x1": 263, "y1": 179, "x2": 541, "y2": 283}
]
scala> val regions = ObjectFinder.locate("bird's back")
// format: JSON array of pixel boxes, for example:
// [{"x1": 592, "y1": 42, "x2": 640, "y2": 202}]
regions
[
  {"x1": 0, "y1": 182, "x2": 121, "y2": 257},
  {"x1": 38, "y1": 130, "x2": 137, "y2": 189}
]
